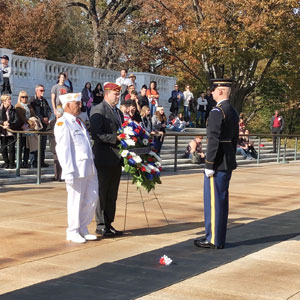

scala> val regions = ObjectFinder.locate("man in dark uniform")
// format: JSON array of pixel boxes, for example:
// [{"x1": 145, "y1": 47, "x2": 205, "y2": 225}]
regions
[
  {"x1": 90, "y1": 82, "x2": 124, "y2": 237},
  {"x1": 194, "y1": 79, "x2": 239, "y2": 249}
]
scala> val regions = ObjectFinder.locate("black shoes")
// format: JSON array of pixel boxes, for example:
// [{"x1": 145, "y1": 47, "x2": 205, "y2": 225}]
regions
[
  {"x1": 21, "y1": 162, "x2": 30, "y2": 169},
  {"x1": 1, "y1": 163, "x2": 9, "y2": 169},
  {"x1": 194, "y1": 238, "x2": 224, "y2": 249},
  {"x1": 9, "y1": 163, "x2": 16, "y2": 169},
  {"x1": 95, "y1": 226, "x2": 123, "y2": 237}
]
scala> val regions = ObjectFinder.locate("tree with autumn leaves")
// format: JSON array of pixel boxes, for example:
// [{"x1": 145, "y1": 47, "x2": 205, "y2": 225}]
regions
[
  {"x1": 1, "y1": 0, "x2": 300, "y2": 131},
  {"x1": 138, "y1": 0, "x2": 300, "y2": 114}
]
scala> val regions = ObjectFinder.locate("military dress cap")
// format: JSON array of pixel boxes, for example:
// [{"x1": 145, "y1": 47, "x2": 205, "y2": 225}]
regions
[
  {"x1": 210, "y1": 78, "x2": 233, "y2": 90},
  {"x1": 1, "y1": 55, "x2": 9, "y2": 61},
  {"x1": 59, "y1": 93, "x2": 82, "y2": 106},
  {"x1": 103, "y1": 82, "x2": 121, "y2": 92}
]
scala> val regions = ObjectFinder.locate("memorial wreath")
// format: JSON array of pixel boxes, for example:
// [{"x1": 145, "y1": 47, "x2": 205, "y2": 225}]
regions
[{"x1": 118, "y1": 121, "x2": 162, "y2": 192}]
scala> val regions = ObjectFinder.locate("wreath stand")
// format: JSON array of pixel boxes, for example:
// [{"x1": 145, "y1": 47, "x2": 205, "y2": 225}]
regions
[{"x1": 123, "y1": 174, "x2": 169, "y2": 231}]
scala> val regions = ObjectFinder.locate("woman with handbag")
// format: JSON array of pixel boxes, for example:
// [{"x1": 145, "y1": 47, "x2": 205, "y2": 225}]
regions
[{"x1": 15, "y1": 91, "x2": 36, "y2": 168}]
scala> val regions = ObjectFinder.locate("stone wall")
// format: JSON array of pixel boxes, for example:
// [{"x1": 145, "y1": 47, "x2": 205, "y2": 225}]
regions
[{"x1": 0, "y1": 48, "x2": 176, "y2": 110}]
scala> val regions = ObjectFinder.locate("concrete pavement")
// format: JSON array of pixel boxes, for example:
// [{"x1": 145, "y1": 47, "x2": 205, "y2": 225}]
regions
[{"x1": 0, "y1": 162, "x2": 300, "y2": 299}]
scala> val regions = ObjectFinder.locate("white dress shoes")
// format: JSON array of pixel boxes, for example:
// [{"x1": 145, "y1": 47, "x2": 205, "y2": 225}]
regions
[
  {"x1": 66, "y1": 232, "x2": 86, "y2": 243},
  {"x1": 79, "y1": 227, "x2": 98, "y2": 241},
  {"x1": 82, "y1": 234, "x2": 97, "y2": 241}
]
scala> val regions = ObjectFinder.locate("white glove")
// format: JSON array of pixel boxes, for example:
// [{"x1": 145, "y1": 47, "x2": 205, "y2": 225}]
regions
[
  {"x1": 65, "y1": 178, "x2": 74, "y2": 187},
  {"x1": 205, "y1": 169, "x2": 215, "y2": 177}
]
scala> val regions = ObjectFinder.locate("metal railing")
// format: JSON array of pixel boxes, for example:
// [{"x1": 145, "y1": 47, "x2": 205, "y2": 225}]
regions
[
  {"x1": 2, "y1": 128, "x2": 53, "y2": 184},
  {"x1": 163, "y1": 132, "x2": 300, "y2": 172},
  {"x1": 1, "y1": 130, "x2": 300, "y2": 183}
]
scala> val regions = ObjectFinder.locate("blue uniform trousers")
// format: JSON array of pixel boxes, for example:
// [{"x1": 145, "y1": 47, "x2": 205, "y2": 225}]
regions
[{"x1": 203, "y1": 171, "x2": 232, "y2": 247}]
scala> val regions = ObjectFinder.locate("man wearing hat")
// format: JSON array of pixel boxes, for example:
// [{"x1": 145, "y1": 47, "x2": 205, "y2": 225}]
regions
[
  {"x1": 90, "y1": 82, "x2": 124, "y2": 237},
  {"x1": 54, "y1": 93, "x2": 98, "y2": 243},
  {"x1": 0, "y1": 55, "x2": 12, "y2": 94},
  {"x1": 194, "y1": 79, "x2": 239, "y2": 249},
  {"x1": 128, "y1": 73, "x2": 137, "y2": 89}
]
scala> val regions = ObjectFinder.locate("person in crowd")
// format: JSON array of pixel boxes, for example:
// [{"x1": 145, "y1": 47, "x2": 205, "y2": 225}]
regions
[
  {"x1": 127, "y1": 100, "x2": 141, "y2": 123},
  {"x1": 116, "y1": 68, "x2": 131, "y2": 87},
  {"x1": 29, "y1": 85, "x2": 52, "y2": 168},
  {"x1": 0, "y1": 65, "x2": 3, "y2": 91},
  {"x1": 236, "y1": 130, "x2": 254, "y2": 160},
  {"x1": 243, "y1": 129, "x2": 257, "y2": 159},
  {"x1": 196, "y1": 91, "x2": 207, "y2": 128},
  {"x1": 126, "y1": 90, "x2": 141, "y2": 112},
  {"x1": 140, "y1": 105, "x2": 153, "y2": 133},
  {"x1": 194, "y1": 79, "x2": 239, "y2": 250},
  {"x1": 152, "y1": 106, "x2": 167, "y2": 154},
  {"x1": 168, "y1": 112, "x2": 186, "y2": 132},
  {"x1": 204, "y1": 88, "x2": 216, "y2": 122},
  {"x1": 116, "y1": 68, "x2": 131, "y2": 101},
  {"x1": 183, "y1": 85, "x2": 194, "y2": 119},
  {"x1": 124, "y1": 84, "x2": 135, "y2": 101},
  {"x1": 0, "y1": 55, "x2": 12, "y2": 95},
  {"x1": 239, "y1": 112, "x2": 246, "y2": 132},
  {"x1": 51, "y1": 72, "x2": 69, "y2": 115},
  {"x1": 128, "y1": 73, "x2": 137, "y2": 89},
  {"x1": 170, "y1": 84, "x2": 184, "y2": 116},
  {"x1": 0, "y1": 94, "x2": 19, "y2": 169},
  {"x1": 119, "y1": 101, "x2": 131, "y2": 122},
  {"x1": 15, "y1": 91, "x2": 36, "y2": 168},
  {"x1": 64, "y1": 72, "x2": 73, "y2": 93},
  {"x1": 270, "y1": 109, "x2": 284, "y2": 153},
  {"x1": 81, "y1": 82, "x2": 94, "y2": 117},
  {"x1": 90, "y1": 82, "x2": 124, "y2": 237},
  {"x1": 54, "y1": 93, "x2": 98, "y2": 243},
  {"x1": 184, "y1": 135, "x2": 205, "y2": 164},
  {"x1": 93, "y1": 83, "x2": 104, "y2": 105},
  {"x1": 147, "y1": 81, "x2": 159, "y2": 116},
  {"x1": 138, "y1": 86, "x2": 149, "y2": 109},
  {"x1": 49, "y1": 107, "x2": 64, "y2": 181}
]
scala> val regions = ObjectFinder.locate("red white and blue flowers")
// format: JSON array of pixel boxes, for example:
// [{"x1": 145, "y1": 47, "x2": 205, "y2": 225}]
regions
[{"x1": 118, "y1": 121, "x2": 162, "y2": 192}]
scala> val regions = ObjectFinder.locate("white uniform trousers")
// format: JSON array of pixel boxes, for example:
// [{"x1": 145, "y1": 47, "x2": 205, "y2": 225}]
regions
[{"x1": 66, "y1": 175, "x2": 98, "y2": 235}]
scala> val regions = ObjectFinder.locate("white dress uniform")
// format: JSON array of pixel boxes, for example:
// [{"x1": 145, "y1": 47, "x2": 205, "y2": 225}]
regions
[{"x1": 54, "y1": 110, "x2": 98, "y2": 242}]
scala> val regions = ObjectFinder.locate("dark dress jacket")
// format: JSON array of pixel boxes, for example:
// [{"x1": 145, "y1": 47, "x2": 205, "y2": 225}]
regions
[
  {"x1": 29, "y1": 96, "x2": 52, "y2": 131},
  {"x1": 205, "y1": 100, "x2": 239, "y2": 171},
  {"x1": 0, "y1": 105, "x2": 20, "y2": 134},
  {"x1": 90, "y1": 101, "x2": 124, "y2": 168}
]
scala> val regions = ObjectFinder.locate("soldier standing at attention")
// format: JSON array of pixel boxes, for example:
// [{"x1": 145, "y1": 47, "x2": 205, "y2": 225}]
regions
[
  {"x1": 54, "y1": 93, "x2": 98, "y2": 243},
  {"x1": 194, "y1": 79, "x2": 239, "y2": 249}
]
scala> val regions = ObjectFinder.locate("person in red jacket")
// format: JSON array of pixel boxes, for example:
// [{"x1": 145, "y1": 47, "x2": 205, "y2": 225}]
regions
[{"x1": 270, "y1": 110, "x2": 284, "y2": 153}]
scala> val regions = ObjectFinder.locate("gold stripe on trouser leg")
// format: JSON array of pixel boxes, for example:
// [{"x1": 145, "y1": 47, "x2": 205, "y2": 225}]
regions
[{"x1": 210, "y1": 176, "x2": 215, "y2": 245}]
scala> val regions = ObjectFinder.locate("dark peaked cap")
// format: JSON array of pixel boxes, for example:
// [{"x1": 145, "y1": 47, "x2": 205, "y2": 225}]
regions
[{"x1": 210, "y1": 78, "x2": 233, "y2": 90}]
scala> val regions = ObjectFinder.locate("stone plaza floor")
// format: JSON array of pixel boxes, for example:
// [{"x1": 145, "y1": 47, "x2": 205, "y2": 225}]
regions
[{"x1": 0, "y1": 162, "x2": 300, "y2": 299}]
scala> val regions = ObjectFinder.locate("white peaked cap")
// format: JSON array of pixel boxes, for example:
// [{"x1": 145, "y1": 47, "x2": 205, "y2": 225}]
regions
[{"x1": 59, "y1": 93, "x2": 82, "y2": 106}]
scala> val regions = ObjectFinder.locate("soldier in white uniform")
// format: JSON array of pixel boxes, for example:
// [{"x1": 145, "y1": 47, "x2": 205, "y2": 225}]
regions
[{"x1": 54, "y1": 93, "x2": 98, "y2": 243}]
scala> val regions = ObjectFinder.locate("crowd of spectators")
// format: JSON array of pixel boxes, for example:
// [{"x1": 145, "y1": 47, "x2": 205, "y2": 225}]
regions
[
  {"x1": 0, "y1": 61, "x2": 270, "y2": 173},
  {"x1": 168, "y1": 84, "x2": 216, "y2": 128}
]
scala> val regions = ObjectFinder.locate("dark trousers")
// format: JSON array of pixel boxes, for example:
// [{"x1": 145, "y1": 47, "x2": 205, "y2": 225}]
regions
[
  {"x1": 271, "y1": 127, "x2": 281, "y2": 153},
  {"x1": 1, "y1": 136, "x2": 15, "y2": 164},
  {"x1": 154, "y1": 136, "x2": 164, "y2": 155},
  {"x1": 95, "y1": 165, "x2": 122, "y2": 229},
  {"x1": 32, "y1": 135, "x2": 47, "y2": 164},
  {"x1": 20, "y1": 135, "x2": 29, "y2": 164},
  {"x1": 203, "y1": 171, "x2": 232, "y2": 247}
]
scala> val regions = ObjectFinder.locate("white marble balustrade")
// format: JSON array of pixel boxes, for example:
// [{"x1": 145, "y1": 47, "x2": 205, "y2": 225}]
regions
[{"x1": 0, "y1": 48, "x2": 177, "y2": 110}]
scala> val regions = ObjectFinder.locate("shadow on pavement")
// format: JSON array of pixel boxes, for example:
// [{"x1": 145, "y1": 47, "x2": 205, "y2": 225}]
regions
[{"x1": 2, "y1": 209, "x2": 300, "y2": 300}]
